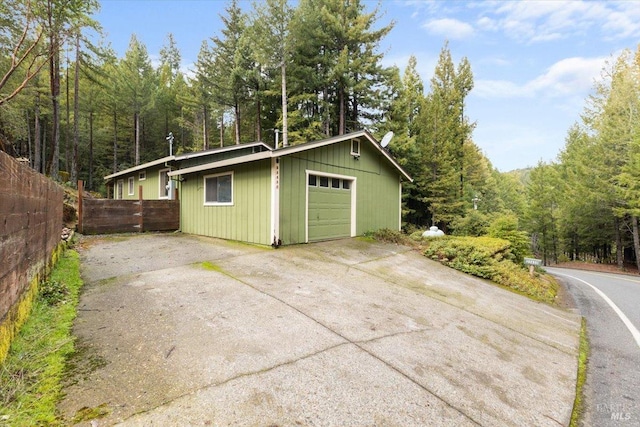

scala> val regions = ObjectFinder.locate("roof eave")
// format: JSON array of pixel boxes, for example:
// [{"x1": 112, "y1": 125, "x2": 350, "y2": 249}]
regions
[
  {"x1": 168, "y1": 151, "x2": 272, "y2": 176},
  {"x1": 104, "y1": 155, "x2": 175, "y2": 181}
]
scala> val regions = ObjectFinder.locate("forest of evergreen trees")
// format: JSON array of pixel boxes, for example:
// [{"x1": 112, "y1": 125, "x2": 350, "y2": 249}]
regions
[{"x1": 2, "y1": 0, "x2": 639, "y2": 269}]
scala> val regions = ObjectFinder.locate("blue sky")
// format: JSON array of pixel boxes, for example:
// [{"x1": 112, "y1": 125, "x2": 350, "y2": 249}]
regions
[{"x1": 94, "y1": 0, "x2": 640, "y2": 171}]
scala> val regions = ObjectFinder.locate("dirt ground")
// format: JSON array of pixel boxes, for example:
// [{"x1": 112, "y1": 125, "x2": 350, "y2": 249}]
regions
[{"x1": 554, "y1": 261, "x2": 640, "y2": 276}]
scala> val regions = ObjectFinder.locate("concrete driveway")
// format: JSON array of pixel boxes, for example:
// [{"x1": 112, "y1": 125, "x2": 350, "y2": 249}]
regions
[{"x1": 60, "y1": 234, "x2": 581, "y2": 426}]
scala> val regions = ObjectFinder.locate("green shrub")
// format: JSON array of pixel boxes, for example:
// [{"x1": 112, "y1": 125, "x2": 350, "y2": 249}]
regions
[
  {"x1": 450, "y1": 209, "x2": 490, "y2": 236},
  {"x1": 486, "y1": 213, "x2": 530, "y2": 263},
  {"x1": 423, "y1": 236, "x2": 556, "y2": 303},
  {"x1": 367, "y1": 228, "x2": 412, "y2": 245}
]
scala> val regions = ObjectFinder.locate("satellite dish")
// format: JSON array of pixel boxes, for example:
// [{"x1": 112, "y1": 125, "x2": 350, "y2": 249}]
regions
[{"x1": 380, "y1": 131, "x2": 394, "y2": 148}]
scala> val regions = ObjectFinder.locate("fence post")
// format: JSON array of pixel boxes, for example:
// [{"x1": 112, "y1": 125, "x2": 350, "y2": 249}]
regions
[{"x1": 77, "y1": 180, "x2": 84, "y2": 234}]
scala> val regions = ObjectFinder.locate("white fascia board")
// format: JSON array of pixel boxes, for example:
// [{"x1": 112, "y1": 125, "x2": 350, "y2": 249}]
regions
[
  {"x1": 274, "y1": 131, "x2": 369, "y2": 157},
  {"x1": 174, "y1": 141, "x2": 272, "y2": 161},
  {"x1": 104, "y1": 156, "x2": 175, "y2": 180},
  {"x1": 360, "y1": 130, "x2": 413, "y2": 183},
  {"x1": 168, "y1": 151, "x2": 272, "y2": 176}
]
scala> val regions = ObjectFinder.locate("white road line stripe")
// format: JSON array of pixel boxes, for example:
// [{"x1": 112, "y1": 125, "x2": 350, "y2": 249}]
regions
[
  {"x1": 553, "y1": 271, "x2": 640, "y2": 349},
  {"x1": 563, "y1": 269, "x2": 640, "y2": 285}
]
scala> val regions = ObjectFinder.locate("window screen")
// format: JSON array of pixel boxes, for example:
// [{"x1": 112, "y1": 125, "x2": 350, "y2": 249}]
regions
[{"x1": 205, "y1": 173, "x2": 233, "y2": 204}]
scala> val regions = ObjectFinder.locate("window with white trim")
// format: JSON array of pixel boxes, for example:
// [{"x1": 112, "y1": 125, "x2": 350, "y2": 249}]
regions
[
  {"x1": 139, "y1": 171, "x2": 146, "y2": 181},
  {"x1": 351, "y1": 139, "x2": 360, "y2": 156},
  {"x1": 116, "y1": 180, "x2": 123, "y2": 199},
  {"x1": 204, "y1": 172, "x2": 233, "y2": 205},
  {"x1": 128, "y1": 177, "x2": 135, "y2": 196},
  {"x1": 159, "y1": 169, "x2": 170, "y2": 198}
]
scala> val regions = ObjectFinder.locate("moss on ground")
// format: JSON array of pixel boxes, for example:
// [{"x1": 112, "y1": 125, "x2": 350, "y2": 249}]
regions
[
  {"x1": 570, "y1": 318, "x2": 589, "y2": 427},
  {"x1": 0, "y1": 250, "x2": 83, "y2": 426}
]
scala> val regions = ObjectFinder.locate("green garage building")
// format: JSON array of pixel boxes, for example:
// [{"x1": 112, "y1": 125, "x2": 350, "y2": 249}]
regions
[{"x1": 105, "y1": 130, "x2": 412, "y2": 246}]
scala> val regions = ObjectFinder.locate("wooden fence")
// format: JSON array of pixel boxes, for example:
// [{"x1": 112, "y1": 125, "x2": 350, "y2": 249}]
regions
[
  {"x1": 77, "y1": 181, "x2": 179, "y2": 234},
  {"x1": 0, "y1": 151, "x2": 63, "y2": 363}
]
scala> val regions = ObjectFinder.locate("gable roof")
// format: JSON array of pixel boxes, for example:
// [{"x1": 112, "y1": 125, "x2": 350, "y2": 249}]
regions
[
  {"x1": 103, "y1": 142, "x2": 272, "y2": 181},
  {"x1": 168, "y1": 130, "x2": 412, "y2": 182}
]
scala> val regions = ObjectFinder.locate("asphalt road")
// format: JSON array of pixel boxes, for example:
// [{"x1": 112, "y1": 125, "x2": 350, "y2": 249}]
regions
[{"x1": 548, "y1": 268, "x2": 640, "y2": 426}]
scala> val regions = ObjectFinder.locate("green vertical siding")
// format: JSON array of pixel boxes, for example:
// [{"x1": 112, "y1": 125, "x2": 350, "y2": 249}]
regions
[
  {"x1": 115, "y1": 166, "x2": 167, "y2": 200},
  {"x1": 179, "y1": 159, "x2": 271, "y2": 245},
  {"x1": 279, "y1": 140, "x2": 401, "y2": 244}
]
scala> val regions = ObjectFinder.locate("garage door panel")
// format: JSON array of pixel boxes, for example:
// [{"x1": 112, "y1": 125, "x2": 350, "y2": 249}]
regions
[{"x1": 308, "y1": 186, "x2": 351, "y2": 241}]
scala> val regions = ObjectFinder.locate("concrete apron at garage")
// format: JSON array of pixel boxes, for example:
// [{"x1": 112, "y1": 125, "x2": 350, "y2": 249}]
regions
[{"x1": 60, "y1": 234, "x2": 581, "y2": 426}]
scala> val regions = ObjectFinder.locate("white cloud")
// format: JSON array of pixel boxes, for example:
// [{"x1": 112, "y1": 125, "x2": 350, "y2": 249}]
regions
[
  {"x1": 602, "y1": 4, "x2": 640, "y2": 39},
  {"x1": 485, "y1": 1, "x2": 632, "y2": 43},
  {"x1": 404, "y1": 0, "x2": 640, "y2": 43},
  {"x1": 476, "y1": 16, "x2": 497, "y2": 32},
  {"x1": 474, "y1": 56, "x2": 606, "y2": 99},
  {"x1": 423, "y1": 18, "x2": 475, "y2": 39},
  {"x1": 528, "y1": 56, "x2": 605, "y2": 96}
]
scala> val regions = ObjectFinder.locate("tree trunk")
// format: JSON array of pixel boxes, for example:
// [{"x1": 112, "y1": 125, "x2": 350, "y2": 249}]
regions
[
  {"x1": 632, "y1": 216, "x2": 640, "y2": 273},
  {"x1": 25, "y1": 110, "x2": 32, "y2": 166},
  {"x1": 338, "y1": 85, "x2": 345, "y2": 135},
  {"x1": 113, "y1": 110, "x2": 117, "y2": 173},
  {"x1": 202, "y1": 104, "x2": 208, "y2": 150},
  {"x1": 41, "y1": 117, "x2": 47, "y2": 170},
  {"x1": 134, "y1": 111, "x2": 140, "y2": 165},
  {"x1": 49, "y1": 34, "x2": 60, "y2": 180},
  {"x1": 47, "y1": 0, "x2": 60, "y2": 179},
  {"x1": 616, "y1": 217, "x2": 624, "y2": 269},
  {"x1": 89, "y1": 111, "x2": 93, "y2": 190},
  {"x1": 71, "y1": 33, "x2": 80, "y2": 186},
  {"x1": 219, "y1": 114, "x2": 224, "y2": 148},
  {"x1": 542, "y1": 226, "x2": 548, "y2": 266},
  {"x1": 323, "y1": 86, "x2": 330, "y2": 136},
  {"x1": 34, "y1": 93, "x2": 41, "y2": 173},
  {"x1": 281, "y1": 63, "x2": 288, "y2": 147},
  {"x1": 65, "y1": 52, "x2": 70, "y2": 175},
  {"x1": 352, "y1": 74, "x2": 358, "y2": 132},
  {"x1": 255, "y1": 82, "x2": 261, "y2": 142},
  {"x1": 234, "y1": 102, "x2": 240, "y2": 145}
]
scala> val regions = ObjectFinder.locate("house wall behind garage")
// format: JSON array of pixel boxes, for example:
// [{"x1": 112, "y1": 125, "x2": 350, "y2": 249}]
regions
[
  {"x1": 179, "y1": 159, "x2": 272, "y2": 245},
  {"x1": 113, "y1": 166, "x2": 165, "y2": 200},
  {"x1": 278, "y1": 140, "x2": 401, "y2": 244}
]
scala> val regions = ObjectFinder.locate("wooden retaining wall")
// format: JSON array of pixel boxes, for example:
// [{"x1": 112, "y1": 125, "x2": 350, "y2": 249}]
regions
[
  {"x1": 0, "y1": 150, "x2": 64, "y2": 363},
  {"x1": 78, "y1": 181, "x2": 179, "y2": 234}
]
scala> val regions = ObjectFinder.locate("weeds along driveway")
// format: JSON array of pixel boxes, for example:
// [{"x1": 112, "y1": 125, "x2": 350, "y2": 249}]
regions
[{"x1": 60, "y1": 233, "x2": 581, "y2": 426}]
